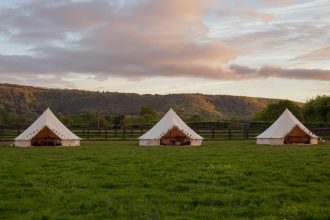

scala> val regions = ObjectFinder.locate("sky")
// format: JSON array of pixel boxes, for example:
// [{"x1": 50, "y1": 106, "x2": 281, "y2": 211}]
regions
[{"x1": 0, "y1": 0, "x2": 329, "y2": 102}]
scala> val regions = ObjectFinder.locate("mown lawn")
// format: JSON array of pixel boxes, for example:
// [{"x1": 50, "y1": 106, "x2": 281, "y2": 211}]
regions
[{"x1": 0, "y1": 141, "x2": 329, "y2": 219}]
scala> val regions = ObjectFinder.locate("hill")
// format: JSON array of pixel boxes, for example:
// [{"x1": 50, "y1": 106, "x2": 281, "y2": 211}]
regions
[{"x1": 0, "y1": 83, "x2": 282, "y2": 120}]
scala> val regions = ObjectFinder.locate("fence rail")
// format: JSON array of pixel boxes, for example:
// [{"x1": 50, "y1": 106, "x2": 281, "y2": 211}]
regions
[{"x1": 1, "y1": 122, "x2": 329, "y2": 141}]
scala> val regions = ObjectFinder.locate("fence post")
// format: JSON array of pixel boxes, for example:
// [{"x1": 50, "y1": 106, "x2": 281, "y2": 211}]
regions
[
  {"x1": 244, "y1": 125, "x2": 248, "y2": 140},
  {"x1": 105, "y1": 129, "x2": 108, "y2": 140},
  {"x1": 228, "y1": 125, "x2": 232, "y2": 140},
  {"x1": 123, "y1": 127, "x2": 126, "y2": 140},
  {"x1": 98, "y1": 129, "x2": 101, "y2": 138},
  {"x1": 141, "y1": 129, "x2": 143, "y2": 135},
  {"x1": 17, "y1": 125, "x2": 20, "y2": 136},
  {"x1": 211, "y1": 128, "x2": 215, "y2": 140},
  {"x1": 114, "y1": 129, "x2": 117, "y2": 138},
  {"x1": 246, "y1": 125, "x2": 249, "y2": 140},
  {"x1": 131, "y1": 129, "x2": 133, "y2": 137},
  {"x1": 87, "y1": 129, "x2": 90, "y2": 140}
]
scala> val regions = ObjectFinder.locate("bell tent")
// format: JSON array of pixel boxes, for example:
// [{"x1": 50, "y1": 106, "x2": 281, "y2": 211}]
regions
[
  {"x1": 257, "y1": 108, "x2": 318, "y2": 145},
  {"x1": 139, "y1": 108, "x2": 203, "y2": 146},
  {"x1": 15, "y1": 108, "x2": 81, "y2": 147}
]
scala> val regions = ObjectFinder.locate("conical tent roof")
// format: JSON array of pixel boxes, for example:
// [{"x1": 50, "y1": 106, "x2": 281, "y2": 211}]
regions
[
  {"x1": 257, "y1": 108, "x2": 318, "y2": 139},
  {"x1": 139, "y1": 108, "x2": 203, "y2": 140},
  {"x1": 15, "y1": 108, "x2": 81, "y2": 141}
]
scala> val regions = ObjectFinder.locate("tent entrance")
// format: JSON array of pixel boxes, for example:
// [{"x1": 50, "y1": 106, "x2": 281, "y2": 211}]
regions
[
  {"x1": 160, "y1": 127, "x2": 191, "y2": 146},
  {"x1": 284, "y1": 125, "x2": 311, "y2": 144},
  {"x1": 31, "y1": 127, "x2": 61, "y2": 146}
]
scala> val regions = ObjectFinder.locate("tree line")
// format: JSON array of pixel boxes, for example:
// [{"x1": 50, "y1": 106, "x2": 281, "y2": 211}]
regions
[
  {"x1": 0, "y1": 96, "x2": 328, "y2": 128},
  {"x1": 253, "y1": 95, "x2": 330, "y2": 122}
]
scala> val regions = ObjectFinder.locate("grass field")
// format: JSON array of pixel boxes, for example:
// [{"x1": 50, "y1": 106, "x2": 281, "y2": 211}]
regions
[{"x1": 0, "y1": 141, "x2": 329, "y2": 219}]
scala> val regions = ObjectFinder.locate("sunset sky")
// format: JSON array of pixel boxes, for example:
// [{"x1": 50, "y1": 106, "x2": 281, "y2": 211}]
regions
[{"x1": 0, "y1": 0, "x2": 329, "y2": 101}]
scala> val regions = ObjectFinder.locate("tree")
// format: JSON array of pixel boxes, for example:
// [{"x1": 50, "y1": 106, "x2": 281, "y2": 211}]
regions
[
  {"x1": 112, "y1": 115, "x2": 125, "y2": 129},
  {"x1": 78, "y1": 113, "x2": 98, "y2": 128},
  {"x1": 139, "y1": 105, "x2": 158, "y2": 122},
  {"x1": 188, "y1": 114, "x2": 203, "y2": 123},
  {"x1": 124, "y1": 115, "x2": 146, "y2": 125},
  {"x1": 104, "y1": 115, "x2": 113, "y2": 127},
  {"x1": 303, "y1": 96, "x2": 330, "y2": 122},
  {"x1": 0, "y1": 111, "x2": 8, "y2": 125},
  {"x1": 253, "y1": 100, "x2": 302, "y2": 121}
]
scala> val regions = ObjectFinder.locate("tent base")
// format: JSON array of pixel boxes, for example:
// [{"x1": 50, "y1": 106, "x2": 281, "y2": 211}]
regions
[
  {"x1": 15, "y1": 140, "x2": 32, "y2": 147},
  {"x1": 139, "y1": 139, "x2": 202, "y2": 146},
  {"x1": 61, "y1": 140, "x2": 80, "y2": 147},
  {"x1": 139, "y1": 139, "x2": 160, "y2": 146},
  {"x1": 15, "y1": 140, "x2": 80, "y2": 147},
  {"x1": 257, "y1": 138, "x2": 318, "y2": 145}
]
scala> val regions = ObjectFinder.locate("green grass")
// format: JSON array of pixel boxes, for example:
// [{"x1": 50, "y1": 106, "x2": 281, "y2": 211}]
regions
[{"x1": 0, "y1": 141, "x2": 329, "y2": 219}]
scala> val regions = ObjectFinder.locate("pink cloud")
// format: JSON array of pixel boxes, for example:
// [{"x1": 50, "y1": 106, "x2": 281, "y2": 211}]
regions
[
  {"x1": 295, "y1": 45, "x2": 330, "y2": 60},
  {"x1": 0, "y1": 0, "x2": 328, "y2": 83},
  {"x1": 229, "y1": 64, "x2": 330, "y2": 80}
]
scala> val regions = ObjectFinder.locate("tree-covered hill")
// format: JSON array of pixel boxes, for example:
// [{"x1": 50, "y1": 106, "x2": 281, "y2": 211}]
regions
[{"x1": 0, "y1": 83, "x2": 281, "y2": 120}]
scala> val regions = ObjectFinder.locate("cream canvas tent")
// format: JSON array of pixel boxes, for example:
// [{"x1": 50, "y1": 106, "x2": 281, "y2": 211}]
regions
[
  {"x1": 257, "y1": 108, "x2": 318, "y2": 145},
  {"x1": 15, "y1": 108, "x2": 81, "y2": 147},
  {"x1": 139, "y1": 108, "x2": 203, "y2": 146}
]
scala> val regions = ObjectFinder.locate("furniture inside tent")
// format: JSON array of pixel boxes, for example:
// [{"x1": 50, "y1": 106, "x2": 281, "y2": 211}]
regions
[
  {"x1": 160, "y1": 127, "x2": 191, "y2": 146},
  {"x1": 31, "y1": 126, "x2": 61, "y2": 146},
  {"x1": 284, "y1": 125, "x2": 311, "y2": 144}
]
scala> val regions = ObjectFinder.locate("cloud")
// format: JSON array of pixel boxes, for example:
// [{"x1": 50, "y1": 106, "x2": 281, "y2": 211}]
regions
[
  {"x1": 0, "y1": 0, "x2": 243, "y2": 80},
  {"x1": 229, "y1": 64, "x2": 330, "y2": 81},
  {"x1": 216, "y1": 7, "x2": 274, "y2": 23},
  {"x1": 0, "y1": 71, "x2": 74, "y2": 88},
  {"x1": 0, "y1": 0, "x2": 329, "y2": 83},
  {"x1": 224, "y1": 23, "x2": 330, "y2": 52},
  {"x1": 258, "y1": 0, "x2": 293, "y2": 5},
  {"x1": 295, "y1": 45, "x2": 330, "y2": 60}
]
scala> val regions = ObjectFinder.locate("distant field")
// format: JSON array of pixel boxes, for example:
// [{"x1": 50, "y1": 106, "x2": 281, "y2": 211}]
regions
[{"x1": 0, "y1": 141, "x2": 329, "y2": 219}]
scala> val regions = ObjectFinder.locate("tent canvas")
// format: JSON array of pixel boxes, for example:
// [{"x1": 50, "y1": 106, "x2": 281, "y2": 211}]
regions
[
  {"x1": 15, "y1": 108, "x2": 81, "y2": 147},
  {"x1": 256, "y1": 108, "x2": 318, "y2": 145},
  {"x1": 138, "y1": 108, "x2": 203, "y2": 146}
]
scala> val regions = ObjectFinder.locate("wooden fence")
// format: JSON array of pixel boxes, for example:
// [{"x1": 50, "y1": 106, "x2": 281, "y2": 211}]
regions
[{"x1": 1, "y1": 122, "x2": 329, "y2": 141}]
